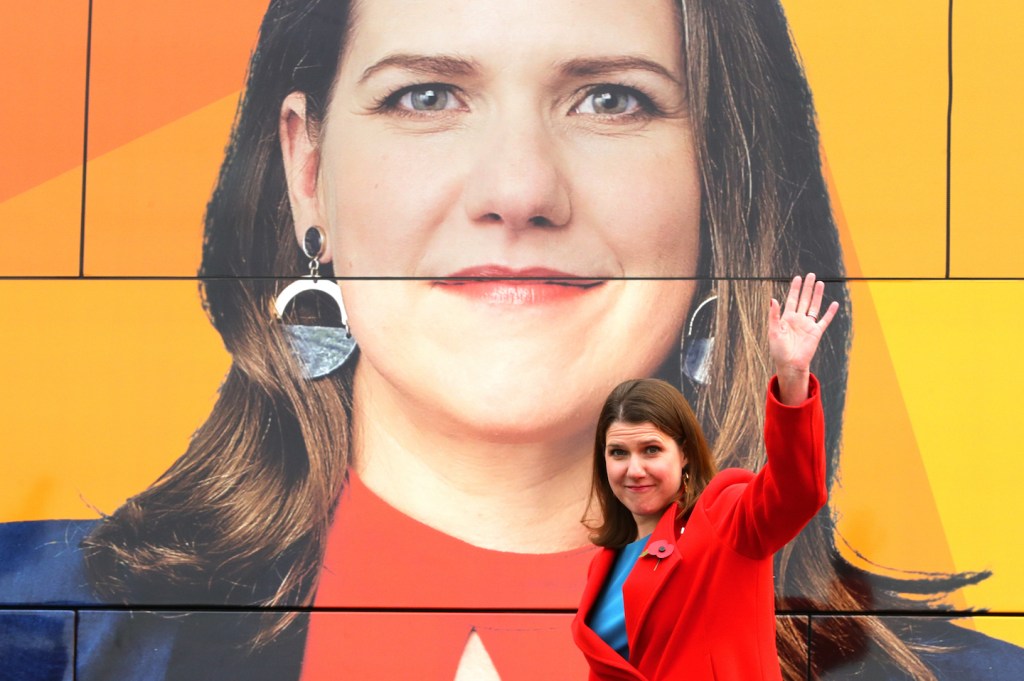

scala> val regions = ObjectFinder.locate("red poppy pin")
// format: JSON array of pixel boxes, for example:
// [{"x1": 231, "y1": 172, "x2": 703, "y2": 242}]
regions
[{"x1": 642, "y1": 540, "x2": 675, "y2": 570}]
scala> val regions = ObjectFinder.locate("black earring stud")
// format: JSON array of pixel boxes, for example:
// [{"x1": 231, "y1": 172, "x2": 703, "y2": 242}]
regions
[{"x1": 303, "y1": 226, "x2": 325, "y2": 260}]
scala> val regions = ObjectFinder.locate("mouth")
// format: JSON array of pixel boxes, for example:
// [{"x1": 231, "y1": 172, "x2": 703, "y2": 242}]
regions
[
  {"x1": 625, "y1": 485, "x2": 655, "y2": 493},
  {"x1": 434, "y1": 266, "x2": 604, "y2": 305}
]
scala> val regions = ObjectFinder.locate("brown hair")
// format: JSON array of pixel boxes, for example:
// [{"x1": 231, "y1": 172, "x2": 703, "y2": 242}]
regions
[
  {"x1": 81, "y1": 0, "x2": 986, "y2": 675},
  {"x1": 674, "y1": 2, "x2": 983, "y2": 677},
  {"x1": 82, "y1": 0, "x2": 360, "y2": 645},
  {"x1": 587, "y1": 378, "x2": 718, "y2": 548}
]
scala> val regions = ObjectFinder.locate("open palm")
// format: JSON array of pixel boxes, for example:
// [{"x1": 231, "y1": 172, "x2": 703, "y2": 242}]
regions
[{"x1": 768, "y1": 273, "x2": 839, "y2": 378}]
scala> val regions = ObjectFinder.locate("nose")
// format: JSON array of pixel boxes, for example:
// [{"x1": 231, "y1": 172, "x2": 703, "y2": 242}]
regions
[
  {"x1": 462, "y1": 114, "x2": 572, "y2": 231},
  {"x1": 626, "y1": 455, "x2": 646, "y2": 480}
]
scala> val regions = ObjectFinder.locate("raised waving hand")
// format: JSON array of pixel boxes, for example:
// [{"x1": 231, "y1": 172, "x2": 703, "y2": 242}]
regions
[{"x1": 768, "y1": 273, "x2": 840, "y2": 405}]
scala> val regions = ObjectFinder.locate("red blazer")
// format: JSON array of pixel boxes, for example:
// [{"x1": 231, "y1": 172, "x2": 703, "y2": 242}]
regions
[{"x1": 573, "y1": 375, "x2": 827, "y2": 680}]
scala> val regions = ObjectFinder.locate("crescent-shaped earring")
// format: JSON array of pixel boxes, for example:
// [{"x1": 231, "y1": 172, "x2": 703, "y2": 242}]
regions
[
  {"x1": 273, "y1": 226, "x2": 357, "y2": 378},
  {"x1": 681, "y1": 294, "x2": 716, "y2": 385}
]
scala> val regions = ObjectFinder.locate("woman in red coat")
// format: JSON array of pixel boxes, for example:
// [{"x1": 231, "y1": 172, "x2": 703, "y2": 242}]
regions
[{"x1": 573, "y1": 273, "x2": 839, "y2": 680}]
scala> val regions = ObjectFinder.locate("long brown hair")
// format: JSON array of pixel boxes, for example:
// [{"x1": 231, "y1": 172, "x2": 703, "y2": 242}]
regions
[
  {"x1": 82, "y1": 0, "x2": 985, "y2": 675},
  {"x1": 82, "y1": 0, "x2": 360, "y2": 645},
  {"x1": 587, "y1": 378, "x2": 717, "y2": 548},
  {"x1": 673, "y1": 1, "x2": 985, "y2": 677}
]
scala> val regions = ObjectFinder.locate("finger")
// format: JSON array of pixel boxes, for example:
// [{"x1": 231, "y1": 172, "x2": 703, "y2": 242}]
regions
[
  {"x1": 806, "y1": 280, "x2": 825, "y2": 320},
  {"x1": 769, "y1": 298, "x2": 781, "y2": 329},
  {"x1": 784, "y1": 275, "x2": 802, "y2": 315},
  {"x1": 796, "y1": 272, "x2": 816, "y2": 314},
  {"x1": 816, "y1": 300, "x2": 840, "y2": 331}
]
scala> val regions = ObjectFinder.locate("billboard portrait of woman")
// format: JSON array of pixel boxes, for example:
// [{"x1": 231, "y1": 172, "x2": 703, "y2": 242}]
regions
[{"x1": 1, "y1": 0, "x2": 1022, "y2": 679}]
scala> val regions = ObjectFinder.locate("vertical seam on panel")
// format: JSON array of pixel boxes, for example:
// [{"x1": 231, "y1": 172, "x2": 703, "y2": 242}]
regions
[
  {"x1": 79, "y1": 0, "x2": 94, "y2": 278},
  {"x1": 945, "y1": 0, "x2": 953, "y2": 279},
  {"x1": 72, "y1": 608, "x2": 80, "y2": 681}
]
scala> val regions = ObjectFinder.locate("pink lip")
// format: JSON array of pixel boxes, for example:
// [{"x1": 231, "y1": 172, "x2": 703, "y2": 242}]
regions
[
  {"x1": 626, "y1": 485, "x2": 655, "y2": 493},
  {"x1": 435, "y1": 266, "x2": 603, "y2": 305}
]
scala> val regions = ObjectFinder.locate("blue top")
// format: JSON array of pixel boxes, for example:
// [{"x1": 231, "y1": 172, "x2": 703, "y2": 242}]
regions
[{"x1": 585, "y1": 533, "x2": 650, "y2": 659}]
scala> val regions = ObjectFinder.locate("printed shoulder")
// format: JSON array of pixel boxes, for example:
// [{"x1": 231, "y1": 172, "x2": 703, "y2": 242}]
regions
[{"x1": 0, "y1": 519, "x2": 102, "y2": 604}]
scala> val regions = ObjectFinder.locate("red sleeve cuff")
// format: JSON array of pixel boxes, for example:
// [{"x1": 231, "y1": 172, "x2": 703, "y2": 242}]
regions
[{"x1": 767, "y1": 373, "x2": 821, "y2": 409}]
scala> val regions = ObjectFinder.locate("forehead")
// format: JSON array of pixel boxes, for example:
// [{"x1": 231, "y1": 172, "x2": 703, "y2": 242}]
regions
[
  {"x1": 342, "y1": 0, "x2": 683, "y2": 78},
  {"x1": 605, "y1": 421, "x2": 672, "y2": 443}
]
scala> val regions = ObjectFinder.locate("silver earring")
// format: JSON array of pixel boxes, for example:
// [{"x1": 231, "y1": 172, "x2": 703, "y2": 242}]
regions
[
  {"x1": 682, "y1": 295, "x2": 716, "y2": 385},
  {"x1": 273, "y1": 226, "x2": 357, "y2": 378}
]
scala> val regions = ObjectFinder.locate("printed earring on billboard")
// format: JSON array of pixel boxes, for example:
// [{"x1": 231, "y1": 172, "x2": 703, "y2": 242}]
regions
[
  {"x1": 273, "y1": 226, "x2": 357, "y2": 378},
  {"x1": 681, "y1": 295, "x2": 716, "y2": 385}
]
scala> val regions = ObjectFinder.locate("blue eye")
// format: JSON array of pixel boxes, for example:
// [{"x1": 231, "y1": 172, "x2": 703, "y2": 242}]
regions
[
  {"x1": 402, "y1": 86, "x2": 453, "y2": 111},
  {"x1": 576, "y1": 86, "x2": 645, "y2": 116},
  {"x1": 378, "y1": 84, "x2": 464, "y2": 114}
]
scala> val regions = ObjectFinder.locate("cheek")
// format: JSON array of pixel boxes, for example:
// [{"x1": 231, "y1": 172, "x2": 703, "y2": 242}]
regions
[
  {"x1": 603, "y1": 459, "x2": 618, "y2": 481},
  {"x1": 319, "y1": 129, "x2": 463, "y2": 277},
  {"x1": 659, "y1": 462, "x2": 683, "y2": 489},
  {"x1": 576, "y1": 135, "x2": 701, "y2": 277},
  {"x1": 606, "y1": 460, "x2": 632, "y2": 489},
  {"x1": 594, "y1": 280, "x2": 694, "y2": 374}
]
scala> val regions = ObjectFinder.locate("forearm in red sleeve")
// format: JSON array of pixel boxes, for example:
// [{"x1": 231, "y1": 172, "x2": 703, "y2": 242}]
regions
[{"x1": 706, "y1": 373, "x2": 828, "y2": 559}]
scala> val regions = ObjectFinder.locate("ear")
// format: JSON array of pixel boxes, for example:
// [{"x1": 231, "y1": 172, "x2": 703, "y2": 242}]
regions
[{"x1": 280, "y1": 91, "x2": 333, "y2": 263}]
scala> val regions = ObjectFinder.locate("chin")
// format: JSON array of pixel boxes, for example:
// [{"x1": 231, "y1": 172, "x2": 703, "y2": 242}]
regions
[
  {"x1": 447, "y1": 398, "x2": 594, "y2": 444},
  {"x1": 430, "y1": 376, "x2": 602, "y2": 442}
]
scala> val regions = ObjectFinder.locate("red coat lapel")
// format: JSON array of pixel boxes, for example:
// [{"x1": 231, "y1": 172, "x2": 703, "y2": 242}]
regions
[
  {"x1": 573, "y1": 549, "x2": 648, "y2": 680},
  {"x1": 623, "y1": 504, "x2": 684, "y2": 646}
]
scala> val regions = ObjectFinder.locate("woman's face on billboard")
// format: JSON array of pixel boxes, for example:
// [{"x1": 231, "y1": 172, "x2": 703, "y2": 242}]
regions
[{"x1": 283, "y1": 0, "x2": 700, "y2": 439}]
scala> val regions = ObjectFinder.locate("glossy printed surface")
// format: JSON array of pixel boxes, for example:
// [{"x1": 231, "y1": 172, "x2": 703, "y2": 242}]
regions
[{"x1": 0, "y1": 0, "x2": 1022, "y2": 678}]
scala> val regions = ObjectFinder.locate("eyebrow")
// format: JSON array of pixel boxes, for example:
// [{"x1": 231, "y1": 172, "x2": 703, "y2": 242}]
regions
[
  {"x1": 554, "y1": 56, "x2": 681, "y2": 85},
  {"x1": 358, "y1": 54, "x2": 481, "y2": 85},
  {"x1": 606, "y1": 436, "x2": 666, "y2": 449},
  {"x1": 357, "y1": 53, "x2": 680, "y2": 86}
]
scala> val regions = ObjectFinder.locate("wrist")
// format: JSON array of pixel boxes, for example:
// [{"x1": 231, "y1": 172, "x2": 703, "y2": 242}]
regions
[
  {"x1": 774, "y1": 369, "x2": 810, "y2": 406},
  {"x1": 775, "y1": 366, "x2": 810, "y2": 382}
]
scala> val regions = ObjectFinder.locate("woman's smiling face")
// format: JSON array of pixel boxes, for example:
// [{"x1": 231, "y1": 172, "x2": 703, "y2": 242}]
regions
[
  {"x1": 604, "y1": 420, "x2": 687, "y2": 536},
  {"x1": 283, "y1": 0, "x2": 701, "y2": 439}
]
